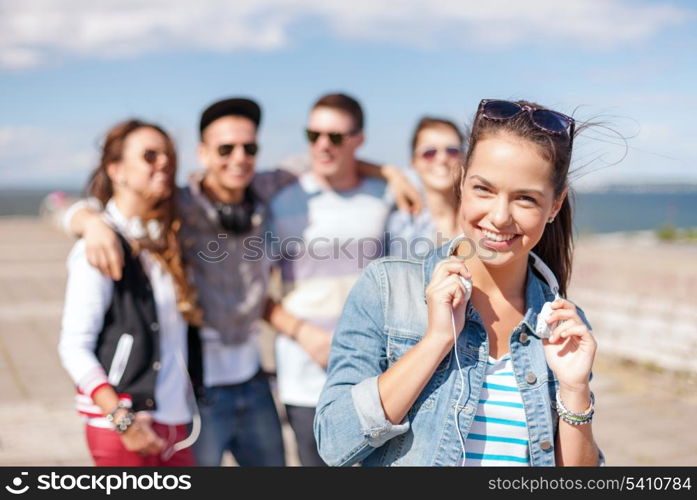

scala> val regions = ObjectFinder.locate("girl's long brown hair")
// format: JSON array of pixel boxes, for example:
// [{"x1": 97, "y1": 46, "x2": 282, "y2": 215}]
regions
[
  {"x1": 457, "y1": 101, "x2": 575, "y2": 296},
  {"x1": 86, "y1": 119, "x2": 202, "y2": 325}
]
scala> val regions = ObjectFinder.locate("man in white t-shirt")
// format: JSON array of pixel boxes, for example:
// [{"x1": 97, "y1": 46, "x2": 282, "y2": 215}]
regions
[{"x1": 265, "y1": 93, "x2": 393, "y2": 466}]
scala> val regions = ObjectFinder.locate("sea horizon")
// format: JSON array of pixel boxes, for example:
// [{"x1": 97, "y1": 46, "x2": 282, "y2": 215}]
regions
[{"x1": 2, "y1": 184, "x2": 697, "y2": 235}]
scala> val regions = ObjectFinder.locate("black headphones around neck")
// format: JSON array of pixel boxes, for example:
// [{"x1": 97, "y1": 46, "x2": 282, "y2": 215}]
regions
[{"x1": 213, "y1": 187, "x2": 257, "y2": 235}]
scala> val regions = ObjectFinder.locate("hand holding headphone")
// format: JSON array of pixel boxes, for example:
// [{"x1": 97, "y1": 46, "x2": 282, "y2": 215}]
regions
[{"x1": 529, "y1": 252, "x2": 561, "y2": 339}]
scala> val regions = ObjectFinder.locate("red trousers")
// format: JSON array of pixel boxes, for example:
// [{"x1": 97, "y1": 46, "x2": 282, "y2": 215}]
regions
[{"x1": 85, "y1": 422, "x2": 195, "y2": 466}]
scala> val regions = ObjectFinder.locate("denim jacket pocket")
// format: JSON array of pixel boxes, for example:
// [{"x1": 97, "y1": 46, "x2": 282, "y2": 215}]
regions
[
  {"x1": 386, "y1": 331, "x2": 451, "y2": 373},
  {"x1": 386, "y1": 332, "x2": 451, "y2": 413}
]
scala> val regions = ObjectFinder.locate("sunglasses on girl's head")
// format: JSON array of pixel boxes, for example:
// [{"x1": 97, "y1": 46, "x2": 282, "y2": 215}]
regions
[
  {"x1": 478, "y1": 99, "x2": 575, "y2": 138},
  {"x1": 305, "y1": 129, "x2": 355, "y2": 146},
  {"x1": 418, "y1": 146, "x2": 461, "y2": 160},
  {"x1": 216, "y1": 142, "x2": 259, "y2": 158}
]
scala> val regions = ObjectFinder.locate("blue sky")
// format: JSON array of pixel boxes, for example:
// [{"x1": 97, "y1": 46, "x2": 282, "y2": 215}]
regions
[{"x1": 1, "y1": 0, "x2": 696, "y2": 190}]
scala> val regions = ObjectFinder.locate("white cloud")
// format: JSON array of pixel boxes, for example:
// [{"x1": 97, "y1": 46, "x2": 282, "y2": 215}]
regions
[
  {"x1": 0, "y1": 124, "x2": 200, "y2": 187},
  {"x1": 0, "y1": 0, "x2": 690, "y2": 69},
  {"x1": 570, "y1": 116, "x2": 697, "y2": 189},
  {"x1": 319, "y1": 0, "x2": 689, "y2": 49}
]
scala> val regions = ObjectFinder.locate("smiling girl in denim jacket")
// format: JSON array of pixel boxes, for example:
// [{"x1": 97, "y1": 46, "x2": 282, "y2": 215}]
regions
[{"x1": 315, "y1": 99, "x2": 603, "y2": 466}]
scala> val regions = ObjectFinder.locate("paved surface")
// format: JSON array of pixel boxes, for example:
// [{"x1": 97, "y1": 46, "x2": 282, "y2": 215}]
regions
[
  {"x1": 0, "y1": 217, "x2": 695, "y2": 466},
  {"x1": 571, "y1": 232, "x2": 697, "y2": 374}
]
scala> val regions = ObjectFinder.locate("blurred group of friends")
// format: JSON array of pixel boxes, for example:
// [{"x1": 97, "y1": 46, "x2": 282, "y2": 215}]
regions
[{"x1": 58, "y1": 93, "x2": 603, "y2": 467}]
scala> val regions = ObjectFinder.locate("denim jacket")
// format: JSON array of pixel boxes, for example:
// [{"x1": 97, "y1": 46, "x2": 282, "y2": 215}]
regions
[{"x1": 314, "y1": 242, "x2": 601, "y2": 466}]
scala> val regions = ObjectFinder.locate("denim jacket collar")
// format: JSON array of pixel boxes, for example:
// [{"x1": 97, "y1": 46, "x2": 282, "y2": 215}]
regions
[{"x1": 423, "y1": 239, "x2": 555, "y2": 337}]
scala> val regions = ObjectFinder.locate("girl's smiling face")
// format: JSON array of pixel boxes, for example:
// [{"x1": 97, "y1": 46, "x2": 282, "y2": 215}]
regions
[
  {"x1": 412, "y1": 125, "x2": 462, "y2": 193},
  {"x1": 109, "y1": 126, "x2": 175, "y2": 202},
  {"x1": 459, "y1": 132, "x2": 565, "y2": 267}
]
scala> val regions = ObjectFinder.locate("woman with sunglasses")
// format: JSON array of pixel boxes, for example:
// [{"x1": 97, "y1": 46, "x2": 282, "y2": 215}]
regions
[
  {"x1": 315, "y1": 99, "x2": 603, "y2": 466},
  {"x1": 387, "y1": 117, "x2": 463, "y2": 259},
  {"x1": 58, "y1": 119, "x2": 203, "y2": 466}
]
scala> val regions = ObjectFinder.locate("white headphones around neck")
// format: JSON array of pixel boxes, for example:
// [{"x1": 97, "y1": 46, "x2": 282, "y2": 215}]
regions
[
  {"x1": 447, "y1": 235, "x2": 561, "y2": 338},
  {"x1": 447, "y1": 236, "x2": 561, "y2": 465}
]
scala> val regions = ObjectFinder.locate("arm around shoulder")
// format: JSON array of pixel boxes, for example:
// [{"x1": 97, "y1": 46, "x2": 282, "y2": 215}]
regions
[
  {"x1": 62, "y1": 198, "x2": 123, "y2": 280},
  {"x1": 63, "y1": 197, "x2": 103, "y2": 237}
]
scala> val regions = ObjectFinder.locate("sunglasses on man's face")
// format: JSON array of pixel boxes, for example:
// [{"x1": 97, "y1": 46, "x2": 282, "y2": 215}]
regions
[
  {"x1": 478, "y1": 99, "x2": 575, "y2": 138},
  {"x1": 142, "y1": 149, "x2": 168, "y2": 165},
  {"x1": 305, "y1": 129, "x2": 356, "y2": 146},
  {"x1": 216, "y1": 143, "x2": 259, "y2": 158},
  {"x1": 418, "y1": 146, "x2": 461, "y2": 161}
]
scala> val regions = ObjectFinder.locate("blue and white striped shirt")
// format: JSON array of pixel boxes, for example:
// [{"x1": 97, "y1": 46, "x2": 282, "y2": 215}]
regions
[{"x1": 464, "y1": 354, "x2": 530, "y2": 466}]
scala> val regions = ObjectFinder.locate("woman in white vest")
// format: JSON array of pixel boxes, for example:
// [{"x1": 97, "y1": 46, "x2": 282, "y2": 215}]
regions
[{"x1": 58, "y1": 119, "x2": 202, "y2": 466}]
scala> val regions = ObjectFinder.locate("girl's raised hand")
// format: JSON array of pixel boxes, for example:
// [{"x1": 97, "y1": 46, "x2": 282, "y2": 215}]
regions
[
  {"x1": 542, "y1": 298, "x2": 597, "y2": 392},
  {"x1": 425, "y1": 257, "x2": 471, "y2": 345}
]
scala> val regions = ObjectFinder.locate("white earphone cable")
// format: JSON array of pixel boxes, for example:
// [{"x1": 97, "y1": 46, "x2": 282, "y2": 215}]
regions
[
  {"x1": 160, "y1": 350, "x2": 201, "y2": 461},
  {"x1": 451, "y1": 308, "x2": 467, "y2": 464}
]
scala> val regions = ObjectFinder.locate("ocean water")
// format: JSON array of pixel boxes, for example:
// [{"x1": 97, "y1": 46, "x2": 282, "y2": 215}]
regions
[
  {"x1": 1, "y1": 188, "x2": 696, "y2": 235},
  {"x1": 0, "y1": 189, "x2": 80, "y2": 217},
  {"x1": 572, "y1": 191, "x2": 697, "y2": 234}
]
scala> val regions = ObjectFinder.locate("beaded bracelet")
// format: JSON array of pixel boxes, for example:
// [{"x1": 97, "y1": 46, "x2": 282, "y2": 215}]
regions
[
  {"x1": 105, "y1": 401, "x2": 135, "y2": 434},
  {"x1": 113, "y1": 411, "x2": 136, "y2": 434},
  {"x1": 556, "y1": 389, "x2": 595, "y2": 425},
  {"x1": 105, "y1": 401, "x2": 129, "y2": 422}
]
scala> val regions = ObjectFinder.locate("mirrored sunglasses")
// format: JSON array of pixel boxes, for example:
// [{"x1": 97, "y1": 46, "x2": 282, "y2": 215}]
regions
[
  {"x1": 479, "y1": 99, "x2": 574, "y2": 138},
  {"x1": 418, "y1": 146, "x2": 461, "y2": 160}
]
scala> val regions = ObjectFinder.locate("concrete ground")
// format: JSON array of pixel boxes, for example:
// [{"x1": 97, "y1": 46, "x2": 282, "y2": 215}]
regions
[{"x1": 0, "y1": 217, "x2": 695, "y2": 466}]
